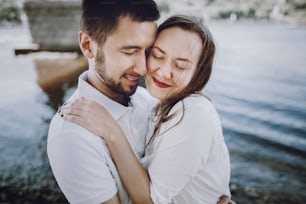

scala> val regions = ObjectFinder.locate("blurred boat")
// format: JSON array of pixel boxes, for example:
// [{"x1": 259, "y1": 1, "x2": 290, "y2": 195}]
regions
[
  {"x1": 23, "y1": 0, "x2": 81, "y2": 52},
  {"x1": 35, "y1": 55, "x2": 87, "y2": 91}
]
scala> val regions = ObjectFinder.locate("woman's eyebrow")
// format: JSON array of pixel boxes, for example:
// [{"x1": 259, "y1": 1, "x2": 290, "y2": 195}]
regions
[
  {"x1": 152, "y1": 46, "x2": 165, "y2": 54},
  {"x1": 153, "y1": 46, "x2": 192, "y2": 63},
  {"x1": 176, "y1": 58, "x2": 192, "y2": 63}
]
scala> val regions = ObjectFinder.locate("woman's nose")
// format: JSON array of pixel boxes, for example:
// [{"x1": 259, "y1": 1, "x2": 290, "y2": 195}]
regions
[{"x1": 156, "y1": 62, "x2": 172, "y2": 79}]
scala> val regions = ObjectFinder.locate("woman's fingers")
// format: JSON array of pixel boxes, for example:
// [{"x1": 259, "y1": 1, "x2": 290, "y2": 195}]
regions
[
  {"x1": 65, "y1": 98, "x2": 88, "y2": 109},
  {"x1": 56, "y1": 97, "x2": 114, "y2": 138},
  {"x1": 58, "y1": 98, "x2": 90, "y2": 115},
  {"x1": 217, "y1": 195, "x2": 236, "y2": 204},
  {"x1": 70, "y1": 98, "x2": 105, "y2": 112},
  {"x1": 59, "y1": 98, "x2": 101, "y2": 120},
  {"x1": 62, "y1": 113, "x2": 85, "y2": 127},
  {"x1": 60, "y1": 107, "x2": 84, "y2": 117},
  {"x1": 60, "y1": 106, "x2": 95, "y2": 133}
]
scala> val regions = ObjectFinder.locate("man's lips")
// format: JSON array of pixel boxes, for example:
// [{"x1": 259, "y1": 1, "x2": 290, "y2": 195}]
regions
[
  {"x1": 123, "y1": 74, "x2": 139, "y2": 82},
  {"x1": 152, "y1": 77, "x2": 171, "y2": 88}
]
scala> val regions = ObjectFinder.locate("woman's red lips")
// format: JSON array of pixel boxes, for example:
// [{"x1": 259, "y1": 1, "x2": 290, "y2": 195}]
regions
[{"x1": 152, "y1": 77, "x2": 171, "y2": 88}]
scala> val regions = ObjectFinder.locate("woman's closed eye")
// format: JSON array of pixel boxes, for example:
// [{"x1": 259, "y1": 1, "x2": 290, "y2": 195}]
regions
[
  {"x1": 152, "y1": 53, "x2": 164, "y2": 60},
  {"x1": 150, "y1": 47, "x2": 165, "y2": 60},
  {"x1": 174, "y1": 61, "x2": 191, "y2": 70}
]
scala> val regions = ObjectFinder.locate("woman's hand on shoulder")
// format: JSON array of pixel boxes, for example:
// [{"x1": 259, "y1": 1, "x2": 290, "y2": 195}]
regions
[{"x1": 58, "y1": 98, "x2": 120, "y2": 141}]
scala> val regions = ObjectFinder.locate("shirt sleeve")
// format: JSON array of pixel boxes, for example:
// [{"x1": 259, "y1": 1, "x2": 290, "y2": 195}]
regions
[
  {"x1": 148, "y1": 98, "x2": 215, "y2": 204},
  {"x1": 47, "y1": 120, "x2": 117, "y2": 204}
]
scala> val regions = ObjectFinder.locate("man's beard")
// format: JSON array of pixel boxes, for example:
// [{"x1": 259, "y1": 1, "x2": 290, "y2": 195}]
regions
[{"x1": 95, "y1": 48, "x2": 138, "y2": 97}]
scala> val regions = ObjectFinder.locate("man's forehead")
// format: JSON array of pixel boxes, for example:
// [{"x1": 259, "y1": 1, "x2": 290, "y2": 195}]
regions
[{"x1": 109, "y1": 16, "x2": 157, "y2": 43}]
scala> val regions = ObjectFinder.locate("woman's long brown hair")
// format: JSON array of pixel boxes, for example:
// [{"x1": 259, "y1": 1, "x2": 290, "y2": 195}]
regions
[{"x1": 147, "y1": 15, "x2": 216, "y2": 145}]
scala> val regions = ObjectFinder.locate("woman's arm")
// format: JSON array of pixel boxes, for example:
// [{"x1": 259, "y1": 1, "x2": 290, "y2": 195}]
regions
[
  {"x1": 102, "y1": 194, "x2": 121, "y2": 204},
  {"x1": 60, "y1": 98, "x2": 153, "y2": 204},
  {"x1": 105, "y1": 125, "x2": 153, "y2": 204}
]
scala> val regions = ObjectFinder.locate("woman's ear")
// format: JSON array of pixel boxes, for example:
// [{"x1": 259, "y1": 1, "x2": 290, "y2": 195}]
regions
[{"x1": 79, "y1": 31, "x2": 95, "y2": 59}]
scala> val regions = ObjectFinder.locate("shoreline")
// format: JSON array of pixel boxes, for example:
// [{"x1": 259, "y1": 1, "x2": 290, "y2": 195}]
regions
[
  {"x1": 1, "y1": 180, "x2": 305, "y2": 203},
  {"x1": 1, "y1": 17, "x2": 306, "y2": 30}
]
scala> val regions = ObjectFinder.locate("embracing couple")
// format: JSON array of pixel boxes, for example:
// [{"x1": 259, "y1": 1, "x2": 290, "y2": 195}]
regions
[{"x1": 47, "y1": 1, "x2": 234, "y2": 204}]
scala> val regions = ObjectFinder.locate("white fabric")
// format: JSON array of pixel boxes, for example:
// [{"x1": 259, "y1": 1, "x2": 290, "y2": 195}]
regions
[
  {"x1": 47, "y1": 71, "x2": 155, "y2": 204},
  {"x1": 141, "y1": 94, "x2": 231, "y2": 204}
]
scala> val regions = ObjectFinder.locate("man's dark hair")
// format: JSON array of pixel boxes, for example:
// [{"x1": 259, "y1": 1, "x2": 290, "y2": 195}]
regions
[{"x1": 81, "y1": 0, "x2": 160, "y2": 45}]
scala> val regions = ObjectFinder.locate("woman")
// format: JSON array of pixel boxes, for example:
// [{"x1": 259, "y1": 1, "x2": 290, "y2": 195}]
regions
[{"x1": 60, "y1": 15, "x2": 232, "y2": 204}]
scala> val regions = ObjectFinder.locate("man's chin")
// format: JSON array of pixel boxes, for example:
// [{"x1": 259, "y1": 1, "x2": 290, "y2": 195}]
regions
[{"x1": 125, "y1": 86, "x2": 138, "y2": 96}]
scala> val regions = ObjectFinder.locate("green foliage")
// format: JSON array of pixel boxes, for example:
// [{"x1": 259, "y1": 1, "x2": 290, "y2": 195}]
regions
[
  {"x1": 158, "y1": 1, "x2": 170, "y2": 13},
  {"x1": 218, "y1": 10, "x2": 243, "y2": 19},
  {"x1": 294, "y1": 2, "x2": 306, "y2": 10},
  {"x1": 0, "y1": 0, "x2": 21, "y2": 23}
]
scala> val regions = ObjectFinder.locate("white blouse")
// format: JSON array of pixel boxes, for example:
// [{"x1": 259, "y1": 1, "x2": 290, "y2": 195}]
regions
[{"x1": 141, "y1": 94, "x2": 231, "y2": 204}]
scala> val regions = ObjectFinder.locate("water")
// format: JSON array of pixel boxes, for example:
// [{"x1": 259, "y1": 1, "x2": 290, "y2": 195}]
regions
[
  {"x1": 208, "y1": 21, "x2": 306, "y2": 203},
  {"x1": 210, "y1": 21, "x2": 306, "y2": 154},
  {"x1": 0, "y1": 26, "x2": 70, "y2": 203},
  {"x1": 0, "y1": 22, "x2": 306, "y2": 203}
]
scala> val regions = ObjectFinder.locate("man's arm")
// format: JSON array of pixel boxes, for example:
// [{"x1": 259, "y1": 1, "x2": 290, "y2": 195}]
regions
[
  {"x1": 60, "y1": 100, "x2": 153, "y2": 204},
  {"x1": 47, "y1": 119, "x2": 119, "y2": 204}
]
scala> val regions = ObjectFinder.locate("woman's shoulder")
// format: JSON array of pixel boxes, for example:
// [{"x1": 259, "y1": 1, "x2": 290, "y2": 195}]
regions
[
  {"x1": 177, "y1": 93, "x2": 216, "y2": 113},
  {"x1": 182, "y1": 94, "x2": 221, "y2": 125},
  {"x1": 184, "y1": 93, "x2": 211, "y2": 104}
]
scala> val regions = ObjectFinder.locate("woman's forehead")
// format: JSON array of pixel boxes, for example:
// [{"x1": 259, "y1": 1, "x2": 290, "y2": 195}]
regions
[{"x1": 154, "y1": 27, "x2": 202, "y2": 61}]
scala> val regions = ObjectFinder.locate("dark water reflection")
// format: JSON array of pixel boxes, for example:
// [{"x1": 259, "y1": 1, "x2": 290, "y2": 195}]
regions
[
  {"x1": 0, "y1": 27, "x2": 76, "y2": 203},
  {"x1": 1, "y1": 22, "x2": 306, "y2": 203}
]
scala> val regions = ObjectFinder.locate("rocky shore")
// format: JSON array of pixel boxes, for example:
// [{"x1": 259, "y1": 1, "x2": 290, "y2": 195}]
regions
[
  {"x1": 1, "y1": 0, "x2": 306, "y2": 26},
  {"x1": 156, "y1": 0, "x2": 306, "y2": 25}
]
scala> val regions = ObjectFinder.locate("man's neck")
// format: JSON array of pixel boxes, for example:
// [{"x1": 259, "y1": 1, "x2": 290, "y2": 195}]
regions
[{"x1": 86, "y1": 71, "x2": 130, "y2": 106}]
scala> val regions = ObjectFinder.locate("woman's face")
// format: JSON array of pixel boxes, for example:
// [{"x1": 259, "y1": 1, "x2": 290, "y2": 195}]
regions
[{"x1": 145, "y1": 26, "x2": 202, "y2": 100}]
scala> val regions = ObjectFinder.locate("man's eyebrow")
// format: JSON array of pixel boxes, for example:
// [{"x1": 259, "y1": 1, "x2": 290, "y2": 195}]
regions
[{"x1": 121, "y1": 46, "x2": 141, "y2": 50}]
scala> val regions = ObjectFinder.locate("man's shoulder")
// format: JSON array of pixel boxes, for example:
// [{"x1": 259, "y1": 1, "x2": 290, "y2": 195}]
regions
[
  {"x1": 47, "y1": 116, "x2": 118, "y2": 204},
  {"x1": 133, "y1": 86, "x2": 151, "y2": 100},
  {"x1": 48, "y1": 90, "x2": 84, "y2": 142},
  {"x1": 48, "y1": 113, "x2": 80, "y2": 137},
  {"x1": 133, "y1": 86, "x2": 157, "y2": 109},
  {"x1": 47, "y1": 114, "x2": 105, "y2": 152}
]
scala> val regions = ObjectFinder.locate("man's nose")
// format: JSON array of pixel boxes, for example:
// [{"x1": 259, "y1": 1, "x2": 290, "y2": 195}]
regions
[{"x1": 133, "y1": 53, "x2": 147, "y2": 76}]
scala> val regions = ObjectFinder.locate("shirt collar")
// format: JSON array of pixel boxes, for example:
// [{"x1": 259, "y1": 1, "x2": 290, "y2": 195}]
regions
[{"x1": 77, "y1": 71, "x2": 131, "y2": 120}]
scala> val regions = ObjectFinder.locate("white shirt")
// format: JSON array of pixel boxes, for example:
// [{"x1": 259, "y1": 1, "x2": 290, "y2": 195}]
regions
[
  {"x1": 141, "y1": 94, "x2": 231, "y2": 204},
  {"x1": 47, "y1": 71, "x2": 154, "y2": 204}
]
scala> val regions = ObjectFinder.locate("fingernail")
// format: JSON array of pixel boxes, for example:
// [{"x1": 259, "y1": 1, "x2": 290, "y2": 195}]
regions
[{"x1": 57, "y1": 107, "x2": 61, "y2": 113}]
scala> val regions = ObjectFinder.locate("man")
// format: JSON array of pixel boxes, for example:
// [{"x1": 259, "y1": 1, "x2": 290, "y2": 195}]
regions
[
  {"x1": 48, "y1": 1, "x2": 159, "y2": 203},
  {"x1": 48, "y1": 1, "x2": 234, "y2": 204}
]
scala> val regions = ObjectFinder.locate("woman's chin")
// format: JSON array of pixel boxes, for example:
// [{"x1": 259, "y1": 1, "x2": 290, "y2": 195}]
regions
[{"x1": 147, "y1": 89, "x2": 163, "y2": 101}]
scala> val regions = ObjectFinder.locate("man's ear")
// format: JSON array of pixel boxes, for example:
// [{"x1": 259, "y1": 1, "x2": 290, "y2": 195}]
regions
[{"x1": 79, "y1": 31, "x2": 95, "y2": 59}]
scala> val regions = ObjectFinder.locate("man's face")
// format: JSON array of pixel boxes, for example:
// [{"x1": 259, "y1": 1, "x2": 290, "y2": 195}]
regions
[{"x1": 94, "y1": 16, "x2": 157, "y2": 98}]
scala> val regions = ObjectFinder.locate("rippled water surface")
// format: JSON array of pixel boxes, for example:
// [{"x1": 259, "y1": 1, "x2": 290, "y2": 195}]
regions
[
  {"x1": 0, "y1": 22, "x2": 306, "y2": 203},
  {"x1": 209, "y1": 21, "x2": 306, "y2": 203}
]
